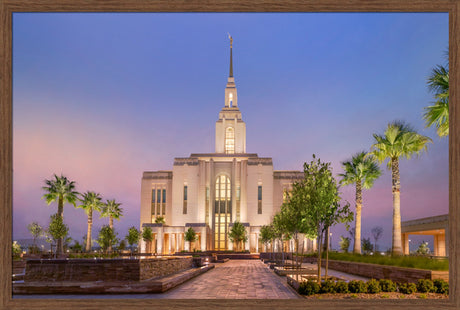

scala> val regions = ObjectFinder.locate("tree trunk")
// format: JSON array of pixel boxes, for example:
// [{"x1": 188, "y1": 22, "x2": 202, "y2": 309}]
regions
[
  {"x1": 391, "y1": 158, "x2": 403, "y2": 255},
  {"x1": 325, "y1": 227, "x2": 329, "y2": 280},
  {"x1": 353, "y1": 180, "x2": 363, "y2": 254},
  {"x1": 86, "y1": 208, "x2": 93, "y2": 252},
  {"x1": 317, "y1": 225, "x2": 322, "y2": 282},
  {"x1": 57, "y1": 195, "x2": 64, "y2": 255},
  {"x1": 109, "y1": 216, "x2": 114, "y2": 253}
]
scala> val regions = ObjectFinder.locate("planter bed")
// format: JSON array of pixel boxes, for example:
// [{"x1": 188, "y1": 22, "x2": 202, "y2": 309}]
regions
[
  {"x1": 295, "y1": 258, "x2": 448, "y2": 283},
  {"x1": 274, "y1": 266, "x2": 316, "y2": 276}
]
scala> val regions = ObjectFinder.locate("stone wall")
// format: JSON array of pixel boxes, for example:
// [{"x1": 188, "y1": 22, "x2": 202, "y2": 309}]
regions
[
  {"x1": 25, "y1": 256, "x2": 193, "y2": 282},
  {"x1": 140, "y1": 257, "x2": 193, "y2": 280}
]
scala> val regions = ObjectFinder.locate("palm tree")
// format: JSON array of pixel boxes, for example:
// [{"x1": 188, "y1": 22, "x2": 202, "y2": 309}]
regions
[
  {"x1": 101, "y1": 199, "x2": 123, "y2": 253},
  {"x1": 423, "y1": 63, "x2": 449, "y2": 137},
  {"x1": 369, "y1": 121, "x2": 431, "y2": 255},
  {"x1": 78, "y1": 191, "x2": 104, "y2": 252},
  {"x1": 339, "y1": 151, "x2": 381, "y2": 254},
  {"x1": 42, "y1": 174, "x2": 79, "y2": 255}
]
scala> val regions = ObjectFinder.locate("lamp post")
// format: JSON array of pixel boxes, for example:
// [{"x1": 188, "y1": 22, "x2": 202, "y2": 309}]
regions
[
  {"x1": 329, "y1": 232, "x2": 333, "y2": 251},
  {"x1": 408, "y1": 239, "x2": 411, "y2": 254}
]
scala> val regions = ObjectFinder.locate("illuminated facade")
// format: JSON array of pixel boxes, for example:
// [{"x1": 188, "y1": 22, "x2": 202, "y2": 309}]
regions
[{"x1": 139, "y1": 37, "x2": 315, "y2": 253}]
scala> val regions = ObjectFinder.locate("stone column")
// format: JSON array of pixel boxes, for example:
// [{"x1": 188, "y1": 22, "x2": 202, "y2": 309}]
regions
[
  {"x1": 240, "y1": 160, "x2": 247, "y2": 222},
  {"x1": 245, "y1": 226, "x2": 250, "y2": 251},
  {"x1": 157, "y1": 226, "x2": 164, "y2": 254},
  {"x1": 201, "y1": 227, "x2": 207, "y2": 251},
  {"x1": 210, "y1": 159, "x2": 215, "y2": 250},
  {"x1": 232, "y1": 158, "x2": 237, "y2": 222},
  {"x1": 402, "y1": 233, "x2": 409, "y2": 255},
  {"x1": 433, "y1": 234, "x2": 439, "y2": 256}
]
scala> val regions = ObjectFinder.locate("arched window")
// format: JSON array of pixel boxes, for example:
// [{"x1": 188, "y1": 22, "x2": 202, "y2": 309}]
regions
[
  {"x1": 225, "y1": 127, "x2": 235, "y2": 154},
  {"x1": 229, "y1": 93, "x2": 233, "y2": 107}
]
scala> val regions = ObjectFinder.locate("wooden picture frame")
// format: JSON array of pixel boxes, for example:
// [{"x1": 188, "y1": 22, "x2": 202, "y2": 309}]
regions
[{"x1": 1, "y1": 1, "x2": 458, "y2": 309}]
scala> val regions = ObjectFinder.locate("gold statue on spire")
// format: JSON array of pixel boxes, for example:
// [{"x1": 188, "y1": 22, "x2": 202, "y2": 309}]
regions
[{"x1": 228, "y1": 32, "x2": 233, "y2": 48}]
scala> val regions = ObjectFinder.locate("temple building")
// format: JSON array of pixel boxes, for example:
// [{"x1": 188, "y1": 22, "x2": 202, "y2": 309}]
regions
[{"x1": 139, "y1": 36, "x2": 314, "y2": 253}]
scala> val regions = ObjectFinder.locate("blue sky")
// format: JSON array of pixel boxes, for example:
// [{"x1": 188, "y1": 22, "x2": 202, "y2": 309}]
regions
[{"x1": 13, "y1": 13, "x2": 448, "y2": 252}]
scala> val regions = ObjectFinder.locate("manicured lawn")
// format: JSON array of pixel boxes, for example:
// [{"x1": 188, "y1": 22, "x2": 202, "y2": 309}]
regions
[{"x1": 322, "y1": 252, "x2": 448, "y2": 271}]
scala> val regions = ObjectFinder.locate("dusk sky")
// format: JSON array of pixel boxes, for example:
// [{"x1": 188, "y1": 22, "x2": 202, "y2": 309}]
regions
[{"x1": 13, "y1": 13, "x2": 448, "y2": 252}]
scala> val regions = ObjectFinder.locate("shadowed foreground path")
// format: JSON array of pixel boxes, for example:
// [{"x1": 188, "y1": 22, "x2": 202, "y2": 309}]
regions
[
  {"x1": 15, "y1": 259, "x2": 300, "y2": 299},
  {"x1": 161, "y1": 259, "x2": 300, "y2": 299}
]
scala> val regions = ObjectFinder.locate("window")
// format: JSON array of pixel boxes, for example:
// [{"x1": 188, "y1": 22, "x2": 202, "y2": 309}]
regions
[
  {"x1": 151, "y1": 189, "x2": 156, "y2": 219},
  {"x1": 229, "y1": 93, "x2": 233, "y2": 107},
  {"x1": 183, "y1": 185, "x2": 188, "y2": 214},
  {"x1": 225, "y1": 127, "x2": 235, "y2": 154},
  {"x1": 258, "y1": 185, "x2": 262, "y2": 214},
  {"x1": 214, "y1": 175, "x2": 231, "y2": 250},
  {"x1": 151, "y1": 186, "x2": 166, "y2": 222}
]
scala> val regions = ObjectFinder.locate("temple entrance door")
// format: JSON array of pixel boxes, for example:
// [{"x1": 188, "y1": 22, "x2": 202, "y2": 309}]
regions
[{"x1": 214, "y1": 175, "x2": 231, "y2": 250}]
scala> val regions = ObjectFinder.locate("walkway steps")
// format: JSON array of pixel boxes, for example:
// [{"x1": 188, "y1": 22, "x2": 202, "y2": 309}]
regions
[{"x1": 13, "y1": 265, "x2": 214, "y2": 295}]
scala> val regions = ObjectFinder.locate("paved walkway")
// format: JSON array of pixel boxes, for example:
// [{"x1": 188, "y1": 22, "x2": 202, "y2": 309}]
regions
[
  {"x1": 15, "y1": 259, "x2": 300, "y2": 299},
  {"x1": 160, "y1": 259, "x2": 300, "y2": 299}
]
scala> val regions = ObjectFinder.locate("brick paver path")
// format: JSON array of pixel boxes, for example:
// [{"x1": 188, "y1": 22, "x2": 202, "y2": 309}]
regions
[{"x1": 161, "y1": 259, "x2": 300, "y2": 299}]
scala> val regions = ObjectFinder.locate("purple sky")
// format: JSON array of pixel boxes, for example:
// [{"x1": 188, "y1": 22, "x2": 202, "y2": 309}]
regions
[{"x1": 12, "y1": 13, "x2": 448, "y2": 252}]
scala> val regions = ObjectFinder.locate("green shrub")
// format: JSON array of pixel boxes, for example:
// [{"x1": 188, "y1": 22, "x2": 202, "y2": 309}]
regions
[
  {"x1": 298, "y1": 281, "x2": 320, "y2": 296},
  {"x1": 348, "y1": 280, "x2": 366, "y2": 293},
  {"x1": 433, "y1": 279, "x2": 449, "y2": 294},
  {"x1": 379, "y1": 279, "x2": 397, "y2": 292},
  {"x1": 320, "y1": 279, "x2": 336, "y2": 294},
  {"x1": 366, "y1": 279, "x2": 381, "y2": 294},
  {"x1": 398, "y1": 282, "x2": 417, "y2": 294},
  {"x1": 416, "y1": 279, "x2": 435, "y2": 293},
  {"x1": 335, "y1": 281, "x2": 349, "y2": 293}
]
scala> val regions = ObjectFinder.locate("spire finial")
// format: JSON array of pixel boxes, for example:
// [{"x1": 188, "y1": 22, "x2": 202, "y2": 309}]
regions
[{"x1": 228, "y1": 33, "x2": 233, "y2": 77}]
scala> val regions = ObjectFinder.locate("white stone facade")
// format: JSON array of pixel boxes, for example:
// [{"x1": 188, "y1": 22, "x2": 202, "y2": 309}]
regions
[{"x1": 139, "y1": 39, "x2": 315, "y2": 254}]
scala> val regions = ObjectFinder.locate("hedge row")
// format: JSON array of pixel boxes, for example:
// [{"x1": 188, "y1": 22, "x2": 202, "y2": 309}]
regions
[{"x1": 298, "y1": 279, "x2": 449, "y2": 296}]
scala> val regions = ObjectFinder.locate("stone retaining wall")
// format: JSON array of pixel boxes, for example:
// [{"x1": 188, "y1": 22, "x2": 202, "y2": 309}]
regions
[
  {"x1": 140, "y1": 257, "x2": 193, "y2": 280},
  {"x1": 25, "y1": 256, "x2": 193, "y2": 282}
]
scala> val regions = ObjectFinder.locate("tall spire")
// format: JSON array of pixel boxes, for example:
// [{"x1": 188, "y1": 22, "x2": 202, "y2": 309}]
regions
[{"x1": 228, "y1": 33, "x2": 233, "y2": 77}]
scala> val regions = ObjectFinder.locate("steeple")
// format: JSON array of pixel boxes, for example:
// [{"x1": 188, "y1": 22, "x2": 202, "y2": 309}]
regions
[
  {"x1": 215, "y1": 34, "x2": 246, "y2": 154},
  {"x1": 229, "y1": 34, "x2": 233, "y2": 77},
  {"x1": 224, "y1": 34, "x2": 237, "y2": 108}
]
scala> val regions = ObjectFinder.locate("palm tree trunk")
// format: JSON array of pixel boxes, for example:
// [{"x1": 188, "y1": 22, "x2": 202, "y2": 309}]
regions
[
  {"x1": 86, "y1": 208, "x2": 93, "y2": 252},
  {"x1": 391, "y1": 158, "x2": 403, "y2": 255},
  {"x1": 109, "y1": 216, "x2": 113, "y2": 253},
  {"x1": 57, "y1": 195, "x2": 64, "y2": 255},
  {"x1": 353, "y1": 180, "x2": 363, "y2": 254}
]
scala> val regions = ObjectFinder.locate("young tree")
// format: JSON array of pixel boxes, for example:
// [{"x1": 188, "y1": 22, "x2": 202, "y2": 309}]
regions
[
  {"x1": 416, "y1": 241, "x2": 431, "y2": 255},
  {"x1": 370, "y1": 121, "x2": 431, "y2": 255},
  {"x1": 78, "y1": 191, "x2": 104, "y2": 252},
  {"x1": 27, "y1": 222, "x2": 43, "y2": 251},
  {"x1": 70, "y1": 241, "x2": 83, "y2": 253},
  {"x1": 290, "y1": 155, "x2": 353, "y2": 281},
  {"x1": 371, "y1": 226, "x2": 383, "y2": 252},
  {"x1": 42, "y1": 174, "x2": 79, "y2": 255},
  {"x1": 362, "y1": 237, "x2": 373, "y2": 254},
  {"x1": 339, "y1": 152, "x2": 381, "y2": 254},
  {"x1": 142, "y1": 227, "x2": 154, "y2": 253},
  {"x1": 97, "y1": 225, "x2": 118, "y2": 254},
  {"x1": 184, "y1": 227, "x2": 197, "y2": 252},
  {"x1": 229, "y1": 221, "x2": 248, "y2": 252},
  {"x1": 126, "y1": 226, "x2": 140, "y2": 254},
  {"x1": 47, "y1": 213, "x2": 69, "y2": 257},
  {"x1": 12, "y1": 241, "x2": 22, "y2": 260},
  {"x1": 259, "y1": 224, "x2": 275, "y2": 254},
  {"x1": 339, "y1": 236, "x2": 350, "y2": 253},
  {"x1": 100, "y1": 199, "x2": 123, "y2": 253}
]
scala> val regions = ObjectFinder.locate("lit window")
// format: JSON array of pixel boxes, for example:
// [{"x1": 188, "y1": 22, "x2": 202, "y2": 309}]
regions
[
  {"x1": 258, "y1": 185, "x2": 262, "y2": 214},
  {"x1": 183, "y1": 185, "x2": 188, "y2": 214},
  {"x1": 225, "y1": 127, "x2": 235, "y2": 154},
  {"x1": 229, "y1": 93, "x2": 233, "y2": 107}
]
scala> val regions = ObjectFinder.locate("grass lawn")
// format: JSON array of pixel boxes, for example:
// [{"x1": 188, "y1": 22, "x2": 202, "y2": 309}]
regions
[{"x1": 317, "y1": 252, "x2": 449, "y2": 271}]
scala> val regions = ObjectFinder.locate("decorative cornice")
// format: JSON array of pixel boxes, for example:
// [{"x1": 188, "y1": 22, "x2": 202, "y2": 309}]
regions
[{"x1": 273, "y1": 171, "x2": 304, "y2": 179}]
